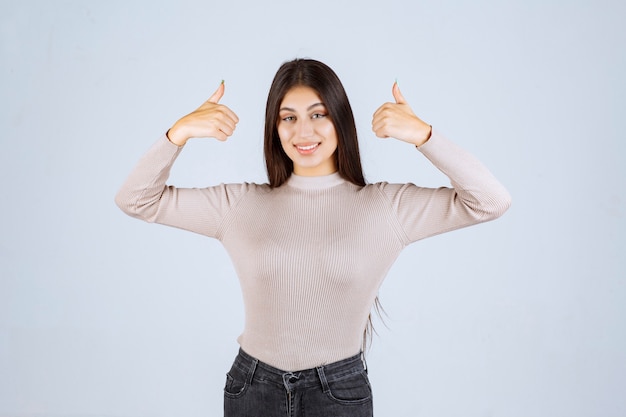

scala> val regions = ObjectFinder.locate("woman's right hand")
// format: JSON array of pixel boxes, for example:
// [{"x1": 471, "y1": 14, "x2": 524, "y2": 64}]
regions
[{"x1": 167, "y1": 82, "x2": 240, "y2": 146}]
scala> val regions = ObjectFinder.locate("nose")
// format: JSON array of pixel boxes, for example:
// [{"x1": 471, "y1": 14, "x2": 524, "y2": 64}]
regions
[{"x1": 297, "y1": 118, "x2": 314, "y2": 138}]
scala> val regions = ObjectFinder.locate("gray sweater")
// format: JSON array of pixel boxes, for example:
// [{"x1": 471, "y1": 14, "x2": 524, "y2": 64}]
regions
[{"x1": 115, "y1": 130, "x2": 511, "y2": 371}]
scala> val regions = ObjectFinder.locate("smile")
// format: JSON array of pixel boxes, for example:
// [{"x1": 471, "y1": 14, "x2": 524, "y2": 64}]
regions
[{"x1": 295, "y1": 143, "x2": 320, "y2": 154}]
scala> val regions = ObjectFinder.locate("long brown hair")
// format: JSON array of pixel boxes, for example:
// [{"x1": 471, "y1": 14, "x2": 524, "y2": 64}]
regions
[
  {"x1": 264, "y1": 58, "x2": 383, "y2": 350},
  {"x1": 263, "y1": 58, "x2": 365, "y2": 188}
]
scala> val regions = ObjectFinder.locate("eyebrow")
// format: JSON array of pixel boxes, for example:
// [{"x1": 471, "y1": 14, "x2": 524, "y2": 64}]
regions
[{"x1": 279, "y1": 102, "x2": 326, "y2": 112}]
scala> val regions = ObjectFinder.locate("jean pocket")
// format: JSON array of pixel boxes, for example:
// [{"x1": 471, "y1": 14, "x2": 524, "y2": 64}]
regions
[
  {"x1": 325, "y1": 370, "x2": 372, "y2": 405},
  {"x1": 223, "y1": 366, "x2": 249, "y2": 399}
]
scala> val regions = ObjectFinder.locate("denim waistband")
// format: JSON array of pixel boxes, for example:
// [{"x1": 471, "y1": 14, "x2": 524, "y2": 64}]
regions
[{"x1": 231, "y1": 348, "x2": 367, "y2": 391}]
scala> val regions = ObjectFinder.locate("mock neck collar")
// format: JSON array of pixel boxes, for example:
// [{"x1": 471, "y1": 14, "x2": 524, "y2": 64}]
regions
[{"x1": 286, "y1": 172, "x2": 345, "y2": 190}]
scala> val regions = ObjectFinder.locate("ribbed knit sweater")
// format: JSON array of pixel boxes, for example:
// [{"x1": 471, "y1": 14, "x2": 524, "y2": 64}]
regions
[{"x1": 115, "y1": 130, "x2": 511, "y2": 371}]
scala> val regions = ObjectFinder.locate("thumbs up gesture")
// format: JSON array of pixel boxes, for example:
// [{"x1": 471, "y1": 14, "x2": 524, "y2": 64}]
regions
[
  {"x1": 167, "y1": 81, "x2": 240, "y2": 146},
  {"x1": 372, "y1": 82, "x2": 432, "y2": 147}
]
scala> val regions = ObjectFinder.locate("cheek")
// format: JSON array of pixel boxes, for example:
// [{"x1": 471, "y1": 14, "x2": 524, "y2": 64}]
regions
[
  {"x1": 277, "y1": 124, "x2": 291, "y2": 144},
  {"x1": 276, "y1": 126, "x2": 292, "y2": 154},
  {"x1": 320, "y1": 123, "x2": 339, "y2": 147}
]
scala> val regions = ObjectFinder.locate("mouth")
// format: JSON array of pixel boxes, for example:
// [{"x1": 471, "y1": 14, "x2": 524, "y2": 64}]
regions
[{"x1": 294, "y1": 143, "x2": 320, "y2": 154}]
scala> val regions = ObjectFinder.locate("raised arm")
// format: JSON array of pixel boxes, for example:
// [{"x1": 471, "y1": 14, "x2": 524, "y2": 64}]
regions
[
  {"x1": 114, "y1": 82, "x2": 245, "y2": 237},
  {"x1": 372, "y1": 83, "x2": 511, "y2": 242}
]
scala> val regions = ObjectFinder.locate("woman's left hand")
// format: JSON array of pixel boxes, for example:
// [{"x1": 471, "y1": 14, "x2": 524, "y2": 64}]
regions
[{"x1": 372, "y1": 82, "x2": 432, "y2": 147}]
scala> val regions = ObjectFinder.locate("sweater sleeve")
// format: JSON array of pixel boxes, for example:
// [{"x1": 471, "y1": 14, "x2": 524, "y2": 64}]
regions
[
  {"x1": 114, "y1": 134, "x2": 251, "y2": 238},
  {"x1": 377, "y1": 130, "x2": 512, "y2": 244}
]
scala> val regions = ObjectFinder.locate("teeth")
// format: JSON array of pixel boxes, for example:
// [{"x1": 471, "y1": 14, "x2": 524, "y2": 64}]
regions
[{"x1": 297, "y1": 144, "x2": 318, "y2": 151}]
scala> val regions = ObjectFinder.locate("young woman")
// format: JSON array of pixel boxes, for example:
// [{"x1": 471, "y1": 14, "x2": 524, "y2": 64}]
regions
[{"x1": 116, "y1": 58, "x2": 511, "y2": 417}]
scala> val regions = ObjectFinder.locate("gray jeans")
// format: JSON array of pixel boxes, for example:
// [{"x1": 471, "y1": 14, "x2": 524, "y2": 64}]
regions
[{"x1": 224, "y1": 348, "x2": 373, "y2": 417}]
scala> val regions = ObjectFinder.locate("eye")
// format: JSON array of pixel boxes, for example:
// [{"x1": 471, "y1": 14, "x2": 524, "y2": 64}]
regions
[
  {"x1": 311, "y1": 113, "x2": 327, "y2": 119},
  {"x1": 281, "y1": 115, "x2": 295, "y2": 122}
]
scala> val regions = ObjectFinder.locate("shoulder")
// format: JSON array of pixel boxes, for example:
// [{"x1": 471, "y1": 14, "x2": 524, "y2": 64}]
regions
[
  {"x1": 362, "y1": 181, "x2": 434, "y2": 208},
  {"x1": 347, "y1": 181, "x2": 411, "y2": 203},
  {"x1": 202, "y1": 181, "x2": 272, "y2": 204},
  {"x1": 224, "y1": 182, "x2": 271, "y2": 191},
  {"x1": 218, "y1": 181, "x2": 272, "y2": 196},
  {"x1": 365, "y1": 181, "x2": 421, "y2": 195}
]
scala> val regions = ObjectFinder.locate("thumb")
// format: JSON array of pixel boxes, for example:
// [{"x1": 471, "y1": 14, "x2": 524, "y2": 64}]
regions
[
  {"x1": 207, "y1": 80, "x2": 225, "y2": 104},
  {"x1": 392, "y1": 81, "x2": 407, "y2": 104}
]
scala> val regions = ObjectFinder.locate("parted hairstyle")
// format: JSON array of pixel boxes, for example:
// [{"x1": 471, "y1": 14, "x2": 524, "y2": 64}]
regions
[
  {"x1": 263, "y1": 58, "x2": 366, "y2": 188},
  {"x1": 263, "y1": 58, "x2": 383, "y2": 349}
]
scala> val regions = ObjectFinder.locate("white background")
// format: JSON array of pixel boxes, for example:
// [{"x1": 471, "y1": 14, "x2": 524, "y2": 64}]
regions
[{"x1": 1, "y1": 1, "x2": 624, "y2": 416}]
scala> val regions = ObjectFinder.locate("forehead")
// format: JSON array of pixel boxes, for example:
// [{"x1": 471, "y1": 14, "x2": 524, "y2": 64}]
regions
[{"x1": 280, "y1": 86, "x2": 323, "y2": 109}]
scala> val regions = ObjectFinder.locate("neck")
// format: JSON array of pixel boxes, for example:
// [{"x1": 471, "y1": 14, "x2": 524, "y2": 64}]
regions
[{"x1": 286, "y1": 172, "x2": 345, "y2": 190}]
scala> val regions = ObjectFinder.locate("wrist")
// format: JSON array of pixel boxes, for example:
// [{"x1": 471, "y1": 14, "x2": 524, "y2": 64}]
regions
[
  {"x1": 413, "y1": 124, "x2": 432, "y2": 147},
  {"x1": 167, "y1": 123, "x2": 187, "y2": 146}
]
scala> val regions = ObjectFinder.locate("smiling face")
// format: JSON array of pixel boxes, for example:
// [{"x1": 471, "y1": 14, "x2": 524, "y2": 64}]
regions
[{"x1": 277, "y1": 86, "x2": 338, "y2": 177}]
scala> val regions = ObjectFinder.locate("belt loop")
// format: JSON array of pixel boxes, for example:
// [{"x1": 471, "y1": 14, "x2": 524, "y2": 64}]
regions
[
  {"x1": 361, "y1": 351, "x2": 368, "y2": 372},
  {"x1": 316, "y1": 366, "x2": 330, "y2": 393},
  {"x1": 246, "y1": 358, "x2": 258, "y2": 386}
]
